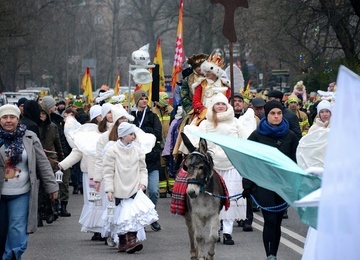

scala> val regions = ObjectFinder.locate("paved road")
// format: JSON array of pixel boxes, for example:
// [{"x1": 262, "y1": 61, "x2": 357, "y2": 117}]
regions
[{"x1": 24, "y1": 191, "x2": 307, "y2": 260}]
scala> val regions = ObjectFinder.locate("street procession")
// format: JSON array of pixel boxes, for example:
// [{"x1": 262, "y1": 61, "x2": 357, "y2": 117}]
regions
[{"x1": 1, "y1": 1, "x2": 360, "y2": 260}]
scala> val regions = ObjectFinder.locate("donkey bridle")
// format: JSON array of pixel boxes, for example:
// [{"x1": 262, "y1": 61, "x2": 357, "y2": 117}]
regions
[{"x1": 186, "y1": 150, "x2": 213, "y2": 192}]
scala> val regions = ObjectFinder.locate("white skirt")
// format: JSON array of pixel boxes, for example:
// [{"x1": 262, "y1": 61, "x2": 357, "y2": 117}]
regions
[
  {"x1": 101, "y1": 190, "x2": 158, "y2": 242},
  {"x1": 79, "y1": 175, "x2": 108, "y2": 233},
  {"x1": 218, "y1": 168, "x2": 246, "y2": 221}
]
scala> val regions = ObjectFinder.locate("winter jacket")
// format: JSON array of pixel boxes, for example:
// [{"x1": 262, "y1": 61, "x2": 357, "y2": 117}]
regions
[
  {"x1": 39, "y1": 104, "x2": 64, "y2": 171},
  {"x1": 131, "y1": 107, "x2": 162, "y2": 172},
  {"x1": 20, "y1": 100, "x2": 41, "y2": 138},
  {"x1": 0, "y1": 130, "x2": 59, "y2": 233}
]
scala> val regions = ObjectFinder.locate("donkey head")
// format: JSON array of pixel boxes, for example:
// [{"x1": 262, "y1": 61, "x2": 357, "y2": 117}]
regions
[{"x1": 181, "y1": 133, "x2": 214, "y2": 198}]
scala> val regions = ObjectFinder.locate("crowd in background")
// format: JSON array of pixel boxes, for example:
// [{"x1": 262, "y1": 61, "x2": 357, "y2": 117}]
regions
[{"x1": 0, "y1": 50, "x2": 335, "y2": 259}]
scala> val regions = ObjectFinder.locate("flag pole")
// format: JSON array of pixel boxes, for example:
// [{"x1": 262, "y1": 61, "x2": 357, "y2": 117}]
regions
[{"x1": 229, "y1": 41, "x2": 234, "y2": 107}]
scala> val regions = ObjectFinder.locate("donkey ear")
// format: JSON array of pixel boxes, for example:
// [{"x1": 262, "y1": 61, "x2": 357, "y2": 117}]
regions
[
  {"x1": 181, "y1": 132, "x2": 196, "y2": 153},
  {"x1": 198, "y1": 138, "x2": 208, "y2": 153}
]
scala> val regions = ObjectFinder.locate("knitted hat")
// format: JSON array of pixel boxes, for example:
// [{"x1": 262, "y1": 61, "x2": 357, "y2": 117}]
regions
[
  {"x1": 0, "y1": 104, "x2": 21, "y2": 119},
  {"x1": 266, "y1": 90, "x2": 284, "y2": 100},
  {"x1": 101, "y1": 103, "x2": 113, "y2": 119},
  {"x1": 264, "y1": 100, "x2": 283, "y2": 118},
  {"x1": 89, "y1": 105, "x2": 102, "y2": 121},
  {"x1": 317, "y1": 100, "x2": 332, "y2": 114},
  {"x1": 111, "y1": 105, "x2": 135, "y2": 123},
  {"x1": 17, "y1": 97, "x2": 28, "y2": 107},
  {"x1": 117, "y1": 122, "x2": 136, "y2": 138},
  {"x1": 287, "y1": 94, "x2": 299, "y2": 104},
  {"x1": 210, "y1": 93, "x2": 229, "y2": 108},
  {"x1": 134, "y1": 90, "x2": 148, "y2": 105},
  {"x1": 158, "y1": 92, "x2": 169, "y2": 106},
  {"x1": 41, "y1": 96, "x2": 56, "y2": 110},
  {"x1": 251, "y1": 97, "x2": 266, "y2": 107}
]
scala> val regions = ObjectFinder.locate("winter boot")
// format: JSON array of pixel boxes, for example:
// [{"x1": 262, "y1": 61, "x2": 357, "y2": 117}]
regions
[
  {"x1": 125, "y1": 232, "x2": 143, "y2": 254},
  {"x1": 45, "y1": 200, "x2": 54, "y2": 224},
  {"x1": 223, "y1": 233, "x2": 235, "y2": 245},
  {"x1": 60, "y1": 201, "x2": 71, "y2": 217},
  {"x1": 117, "y1": 235, "x2": 127, "y2": 252}
]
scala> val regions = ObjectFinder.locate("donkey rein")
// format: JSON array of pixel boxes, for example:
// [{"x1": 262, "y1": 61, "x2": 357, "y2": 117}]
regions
[{"x1": 204, "y1": 192, "x2": 289, "y2": 212}]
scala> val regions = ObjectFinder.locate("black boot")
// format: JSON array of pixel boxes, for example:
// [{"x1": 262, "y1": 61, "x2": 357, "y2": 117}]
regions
[
  {"x1": 60, "y1": 201, "x2": 71, "y2": 217},
  {"x1": 223, "y1": 233, "x2": 235, "y2": 245}
]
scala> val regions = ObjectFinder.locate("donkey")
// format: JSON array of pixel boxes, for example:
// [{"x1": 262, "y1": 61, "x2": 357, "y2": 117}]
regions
[{"x1": 181, "y1": 133, "x2": 228, "y2": 260}]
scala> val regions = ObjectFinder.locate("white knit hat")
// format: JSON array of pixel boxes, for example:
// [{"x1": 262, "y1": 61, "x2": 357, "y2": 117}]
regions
[
  {"x1": 111, "y1": 105, "x2": 135, "y2": 123},
  {"x1": 209, "y1": 93, "x2": 229, "y2": 108},
  {"x1": 317, "y1": 100, "x2": 332, "y2": 114},
  {"x1": 117, "y1": 122, "x2": 136, "y2": 138},
  {"x1": 0, "y1": 104, "x2": 21, "y2": 119},
  {"x1": 101, "y1": 103, "x2": 113, "y2": 119},
  {"x1": 89, "y1": 105, "x2": 102, "y2": 121}
]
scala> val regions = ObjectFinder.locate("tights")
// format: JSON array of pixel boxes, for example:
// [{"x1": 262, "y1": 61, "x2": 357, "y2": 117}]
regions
[{"x1": 261, "y1": 209, "x2": 284, "y2": 257}]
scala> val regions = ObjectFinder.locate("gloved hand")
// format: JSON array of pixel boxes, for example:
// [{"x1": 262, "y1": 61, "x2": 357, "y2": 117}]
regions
[{"x1": 242, "y1": 189, "x2": 252, "y2": 199}]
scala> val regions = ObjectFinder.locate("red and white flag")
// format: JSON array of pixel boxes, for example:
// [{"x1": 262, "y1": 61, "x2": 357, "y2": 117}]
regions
[{"x1": 171, "y1": 0, "x2": 184, "y2": 92}]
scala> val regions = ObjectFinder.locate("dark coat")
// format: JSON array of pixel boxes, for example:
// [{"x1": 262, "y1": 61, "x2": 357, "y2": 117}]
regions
[
  {"x1": 50, "y1": 112, "x2": 71, "y2": 156},
  {"x1": 131, "y1": 106, "x2": 162, "y2": 172},
  {"x1": 39, "y1": 104, "x2": 64, "y2": 171},
  {"x1": 21, "y1": 100, "x2": 41, "y2": 138}
]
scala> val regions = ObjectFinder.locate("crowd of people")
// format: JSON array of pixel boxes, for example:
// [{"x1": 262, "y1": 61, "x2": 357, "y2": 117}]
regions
[{"x1": 0, "y1": 51, "x2": 335, "y2": 259}]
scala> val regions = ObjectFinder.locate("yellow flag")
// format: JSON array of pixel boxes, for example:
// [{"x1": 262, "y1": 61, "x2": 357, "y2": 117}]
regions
[
  {"x1": 154, "y1": 39, "x2": 165, "y2": 92},
  {"x1": 81, "y1": 67, "x2": 93, "y2": 104},
  {"x1": 114, "y1": 72, "x2": 120, "y2": 94}
]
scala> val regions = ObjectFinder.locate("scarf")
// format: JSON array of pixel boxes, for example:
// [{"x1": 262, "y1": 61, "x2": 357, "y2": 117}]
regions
[
  {"x1": 0, "y1": 124, "x2": 27, "y2": 166},
  {"x1": 257, "y1": 117, "x2": 289, "y2": 139}
]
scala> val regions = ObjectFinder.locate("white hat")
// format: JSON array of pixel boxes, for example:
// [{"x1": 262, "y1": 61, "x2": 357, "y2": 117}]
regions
[
  {"x1": 111, "y1": 105, "x2": 135, "y2": 123},
  {"x1": 89, "y1": 105, "x2": 102, "y2": 121},
  {"x1": 317, "y1": 100, "x2": 332, "y2": 114},
  {"x1": 210, "y1": 93, "x2": 229, "y2": 107},
  {"x1": 0, "y1": 104, "x2": 21, "y2": 119},
  {"x1": 117, "y1": 122, "x2": 136, "y2": 138},
  {"x1": 101, "y1": 103, "x2": 114, "y2": 119}
]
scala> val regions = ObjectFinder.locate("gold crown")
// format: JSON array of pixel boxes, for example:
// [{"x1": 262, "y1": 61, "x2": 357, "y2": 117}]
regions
[{"x1": 207, "y1": 54, "x2": 225, "y2": 69}]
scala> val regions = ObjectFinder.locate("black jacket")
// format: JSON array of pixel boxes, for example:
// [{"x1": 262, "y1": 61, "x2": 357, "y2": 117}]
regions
[
  {"x1": 20, "y1": 100, "x2": 41, "y2": 138},
  {"x1": 131, "y1": 107, "x2": 162, "y2": 172}
]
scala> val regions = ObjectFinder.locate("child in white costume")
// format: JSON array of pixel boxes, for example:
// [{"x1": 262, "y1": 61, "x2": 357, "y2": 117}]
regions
[{"x1": 102, "y1": 122, "x2": 158, "y2": 254}]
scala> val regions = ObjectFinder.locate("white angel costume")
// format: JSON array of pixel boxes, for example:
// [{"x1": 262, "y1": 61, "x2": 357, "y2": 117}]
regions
[{"x1": 60, "y1": 116, "x2": 104, "y2": 233}]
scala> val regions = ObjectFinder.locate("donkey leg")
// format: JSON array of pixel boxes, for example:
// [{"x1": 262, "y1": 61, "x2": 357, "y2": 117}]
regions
[
  {"x1": 184, "y1": 213, "x2": 197, "y2": 260},
  {"x1": 207, "y1": 215, "x2": 220, "y2": 260},
  {"x1": 192, "y1": 216, "x2": 206, "y2": 260}
]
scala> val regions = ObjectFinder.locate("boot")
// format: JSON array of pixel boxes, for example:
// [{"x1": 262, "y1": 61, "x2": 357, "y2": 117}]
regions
[
  {"x1": 60, "y1": 201, "x2": 71, "y2": 217},
  {"x1": 223, "y1": 233, "x2": 235, "y2": 245},
  {"x1": 125, "y1": 232, "x2": 143, "y2": 254},
  {"x1": 117, "y1": 235, "x2": 127, "y2": 252}
]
